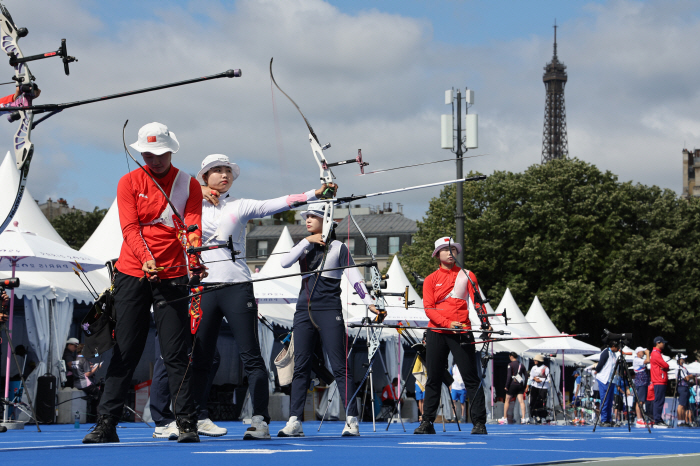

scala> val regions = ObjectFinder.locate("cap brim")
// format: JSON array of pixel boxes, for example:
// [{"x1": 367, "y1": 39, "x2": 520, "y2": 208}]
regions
[
  {"x1": 196, "y1": 160, "x2": 241, "y2": 185},
  {"x1": 432, "y1": 242, "x2": 462, "y2": 257},
  {"x1": 130, "y1": 131, "x2": 180, "y2": 155},
  {"x1": 300, "y1": 211, "x2": 323, "y2": 220}
]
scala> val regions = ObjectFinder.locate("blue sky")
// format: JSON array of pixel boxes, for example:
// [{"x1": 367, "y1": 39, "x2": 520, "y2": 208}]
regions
[{"x1": 1, "y1": 0, "x2": 698, "y2": 222}]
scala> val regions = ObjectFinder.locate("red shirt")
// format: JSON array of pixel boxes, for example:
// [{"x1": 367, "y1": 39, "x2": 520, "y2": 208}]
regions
[
  {"x1": 650, "y1": 347, "x2": 669, "y2": 385},
  {"x1": 381, "y1": 384, "x2": 398, "y2": 401},
  {"x1": 116, "y1": 166, "x2": 203, "y2": 279},
  {"x1": 423, "y1": 266, "x2": 477, "y2": 333}
]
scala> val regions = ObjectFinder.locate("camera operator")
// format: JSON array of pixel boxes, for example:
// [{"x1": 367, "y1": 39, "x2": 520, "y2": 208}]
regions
[
  {"x1": 650, "y1": 336, "x2": 670, "y2": 428},
  {"x1": 676, "y1": 354, "x2": 694, "y2": 428},
  {"x1": 594, "y1": 339, "x2": 620, "y2": 427},
  {"x1": 632, "y1": 347, "x2": 650, "y2": 427}
]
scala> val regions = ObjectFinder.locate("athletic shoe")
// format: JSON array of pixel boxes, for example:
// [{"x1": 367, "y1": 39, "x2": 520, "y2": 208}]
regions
[
  {"x1": 153, "y1": 421, "x2": 179, "y2": 440},
  {"x1": 341, "y1": 416, "x2": 360, "y2": 437},
  {"x1": 277, "y1": 416, "x2": 304, "y2": 437},
  {"x1": 677, "y1": 422, "x2": 688, "y2": 428},
  {"x1": 653, "y1": 420, "x2": 668, "y2": 429},
  {"x1": 413, "y1": 420, "x2": 436, "y2": 434},
  {"x1": 176, "y1": 417, "x2": 200, "y2": 443},
  {"x1": 197, "y1": 418, "x2": 227, "y2": 437},
  {"x1": 243, "y1": 415, "x2": 270, "y2": 440},
  {"x1": 82, "y1": 414, "x2": 120, "y2": 444},
  {"x1": 635, "y1": 419, "x2": 647, "y2": 428},
  {"x1": 521, "y1": 418, "x2": 529, "y2": 424},
  {"x1": 497, "y1": 417, "x2": 507, "y2": 425}
]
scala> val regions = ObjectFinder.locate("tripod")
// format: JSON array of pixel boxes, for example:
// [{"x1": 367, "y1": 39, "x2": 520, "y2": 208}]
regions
[
  {"x1": 592, "y1": 352, "x2": 651, "y2": 433},
  {"x1": 545, "y1": 366, "x2": 569, "y2": 425},
  {"x1": 1, "y1": 323, "x2": 41, "y2": 431}
]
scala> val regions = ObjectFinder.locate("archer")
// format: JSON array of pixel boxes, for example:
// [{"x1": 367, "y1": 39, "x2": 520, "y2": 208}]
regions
[
  {"x1": 414, "y1": 237, "x2": 489, "y2": 435},
  {"x1": 83, "y1": 122, "x2": 206, "y2": 444},
  {"x1": 277, "y1": 204, "x2": 379, "y2": 438}
]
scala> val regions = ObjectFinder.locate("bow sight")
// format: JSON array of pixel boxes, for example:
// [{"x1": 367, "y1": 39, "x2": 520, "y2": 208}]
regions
[{"x1": 8, "y1": 38, "x2": 77, "y2": 76}]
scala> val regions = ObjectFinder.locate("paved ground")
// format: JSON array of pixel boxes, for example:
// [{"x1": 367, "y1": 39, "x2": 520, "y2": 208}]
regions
[{"x1": 1, "y1": 421, "x2": 699, "y2": 465}]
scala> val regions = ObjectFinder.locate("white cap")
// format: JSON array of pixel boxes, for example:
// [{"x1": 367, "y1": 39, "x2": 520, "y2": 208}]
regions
[
  {"x1": 130, "y1": 122, "x2": 180, "y2": 155},
  {"x1": 300, "y1": 204, "x2": 325, "y2": 220},
  {"x1": 196, "y1": 154, "x2": 240, "y2": 185},
  {"x1": 634, "y1": 347, "x2": 646, "y2": 355},
  {"x1": 679, "y1": 354, "x2": 688, "y2": 360},
  {"x1": 66, "y1": 338, "x2": 79, "y2": 345},
  {"x1": 432, "y1": 236, "x2": 462, "y2": 257}
]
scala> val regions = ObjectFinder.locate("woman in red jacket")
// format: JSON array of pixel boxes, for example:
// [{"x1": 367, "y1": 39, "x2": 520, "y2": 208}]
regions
[{"x1": 413, "y1": 237, "x2": 488, "y2": 436}]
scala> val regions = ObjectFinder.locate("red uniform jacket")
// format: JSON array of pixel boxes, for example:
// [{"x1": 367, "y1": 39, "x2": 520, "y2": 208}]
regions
[
  {"x1": 650, "y1": 348, "x2": 669, "y2": 385},
  {"x1": 116, "y1": 166, "x2": 202, "y2": 279},
  {"x1": 423, "y1": 266, "x2": 477, "y2": 333}
]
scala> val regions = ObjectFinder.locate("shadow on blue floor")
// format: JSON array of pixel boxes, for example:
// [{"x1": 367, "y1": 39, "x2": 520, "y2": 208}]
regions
[{"x1": 1, "y1": 421, "x2": 699, "y2": 466}]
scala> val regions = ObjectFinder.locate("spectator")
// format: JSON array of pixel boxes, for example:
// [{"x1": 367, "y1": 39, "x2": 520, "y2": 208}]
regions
[
  {"x1": 72, "y1": 344, "x2": 102, "y2": 415},
  {"x1": 501, "y1": 352, "x2": 528, "y2": 424},
  {"x1": 650, "y1": 336, "x2": 670, "y2": 428},
  {"x1": 528, "y1": 354, "x2": 550, "y2": 423},
  {"x1": 415, "y1": 380, "x2": 424, "y2": 422},
  {"x1": 63, "y1": 338, "x2": 80, "y2": 388},
  {"x1": 632, "y1": 347, "x2": 650, "y2": 428},
  {"x1": 450, "y1": 364, "x2": 467, "y2": 422},
  {"x1": 382, "y1": 378, "x2": 400, "y2": 409},
  {"x1": 594, "y1": 340, "x2": 620, "y2": 427},
  {"x1": 676, "y1": 354, "x2": 694, "y2": 427}
]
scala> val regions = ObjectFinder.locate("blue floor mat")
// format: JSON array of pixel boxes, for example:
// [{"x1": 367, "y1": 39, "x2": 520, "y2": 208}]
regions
[{"x1": 1, "y1": 421, "x2": 699, "y2": 466}]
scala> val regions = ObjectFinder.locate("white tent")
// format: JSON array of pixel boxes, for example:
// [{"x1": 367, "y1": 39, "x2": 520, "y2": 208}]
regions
[
  {"x1": 79, "y1": 197, "x2": 122, "y2": 280},
  {"x1": 254, "y1": 226, "x2": 299, "y2": 329},
  {"x1": 0, "y1": 151, "x2": 110, "y2": 416},
  {"x1": 488, "y1": 289, "x2": 539, "y2": 354}
]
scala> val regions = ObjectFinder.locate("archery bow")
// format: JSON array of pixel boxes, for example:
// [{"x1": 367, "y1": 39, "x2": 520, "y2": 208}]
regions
[{"x1": 0, "y1": 3, "x2": 39, "y2": 236}]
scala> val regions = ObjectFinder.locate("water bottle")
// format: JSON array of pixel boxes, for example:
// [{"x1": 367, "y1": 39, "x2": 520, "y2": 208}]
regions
[{"x1": 74, "y1": 411, "x2": 80, "y2": 428}]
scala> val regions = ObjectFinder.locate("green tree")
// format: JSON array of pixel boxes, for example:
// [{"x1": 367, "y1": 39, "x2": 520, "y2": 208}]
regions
[
  {"x1": 402, "y1": 158, "x2": 700, "y2": 354},
  {"x1": 51, "y1": 207, "x2": 107, "y2": 250}
]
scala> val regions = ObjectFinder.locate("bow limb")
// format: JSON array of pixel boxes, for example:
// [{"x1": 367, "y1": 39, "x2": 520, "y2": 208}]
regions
[{"x1": 0, "y1": 4, "x2": 35, "y2": 235}]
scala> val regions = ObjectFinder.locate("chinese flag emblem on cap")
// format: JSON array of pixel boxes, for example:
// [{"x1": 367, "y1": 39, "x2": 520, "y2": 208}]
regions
[
  {"x1": 444, "y1": 238, "x2": 450, "y2": 242},
  {"x1": 147, "y1": 136, "x2": 157, "y2": 143}
]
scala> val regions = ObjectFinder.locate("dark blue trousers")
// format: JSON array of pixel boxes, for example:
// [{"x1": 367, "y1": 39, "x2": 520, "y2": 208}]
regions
[
  {"x1": 597, "y1": 380, "x2": 614, "y2": 423},
  {"x1": 290, "y1": 309, "x2": 358, "y2": 418},
  {"x1": 653, "y1": 384, "x2": 667, "y2": 422},
  {"x1": 150, "y1": 333, "x2": 220, "y2": 426}
]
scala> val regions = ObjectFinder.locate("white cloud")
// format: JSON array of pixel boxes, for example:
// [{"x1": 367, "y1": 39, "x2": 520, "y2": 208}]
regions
[{"x1": 0, "y1": 0, "x2": 697, "y2": 221}]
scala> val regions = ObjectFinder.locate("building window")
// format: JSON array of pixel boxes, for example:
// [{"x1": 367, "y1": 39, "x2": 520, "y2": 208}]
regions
[
  {"x1": 367, "y1": 237, "x2": 377, "y2": 254},
  {"x1": 388, "y1": 236, "x2": 400, "y2": 255},
  {"x1": 257, "y1": 240, "x2": 268, "y2": 257},
  {"x1": 364, "y1": 267, "x2": 372, "y2": 282},
  {"x1": 344, "y1": 238, "x2": 355, "y2": 255}
]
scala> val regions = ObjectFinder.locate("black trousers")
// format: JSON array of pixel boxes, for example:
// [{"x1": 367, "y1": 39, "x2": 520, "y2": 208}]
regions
[
  {"x1": 192, "y1": 282, "x2": 270, "y2": 423},
  {"x1": 422, "y1": 330, "x2": 486, "y2": 424},
  {"x1": 151, "y1": 333, "x2": 220, "y2": 426},
  {"x1": 290, "y1": 309, "x2": 358, "y2": 418},
  {"x1": 98, "y1": 271, "x2": 196, "y2": 419},
  {"x1": 530, "y1": 387, "x2": 549, "y2": 419}
]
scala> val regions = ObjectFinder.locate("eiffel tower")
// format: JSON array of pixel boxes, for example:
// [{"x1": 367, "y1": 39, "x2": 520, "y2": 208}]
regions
[{"x1": 541, "y1": 24, "x2": 568, "y2": 163}]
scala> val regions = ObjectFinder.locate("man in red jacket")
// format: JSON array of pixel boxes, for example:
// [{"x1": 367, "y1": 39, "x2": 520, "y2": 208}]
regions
[
  {"x1": 414, "y1": 237, "x2": 489, "y2": 436},
  {"x1": 83, "y1": 122, "x2": 205, "y2": 444},
  {"x1": 650, "y1": 336, "x2": 670, "y2": 428}
]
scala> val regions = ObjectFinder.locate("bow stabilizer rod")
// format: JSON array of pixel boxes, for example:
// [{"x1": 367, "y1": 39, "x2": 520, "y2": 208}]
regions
[
  {"x1": 155, "y1": 260, "x2": 378, "y2": 308},
  {"x1": 9, "y1": 69, "x2": 242, "y2": 126}
]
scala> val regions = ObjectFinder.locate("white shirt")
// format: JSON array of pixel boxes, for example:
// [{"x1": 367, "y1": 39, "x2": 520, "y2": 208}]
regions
[
  {"x1": 451, "y1": 364, "x2": 465, "y2": 391},
  {"x1": 632, "y1": 355, "x2": 647, "y2": 373},
  {"x1": 529, "y1": 364, "x2": 550, "y2": 389},
  {"x1": 200, "y1": 189, "x2": 317, "y2": 283}
]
